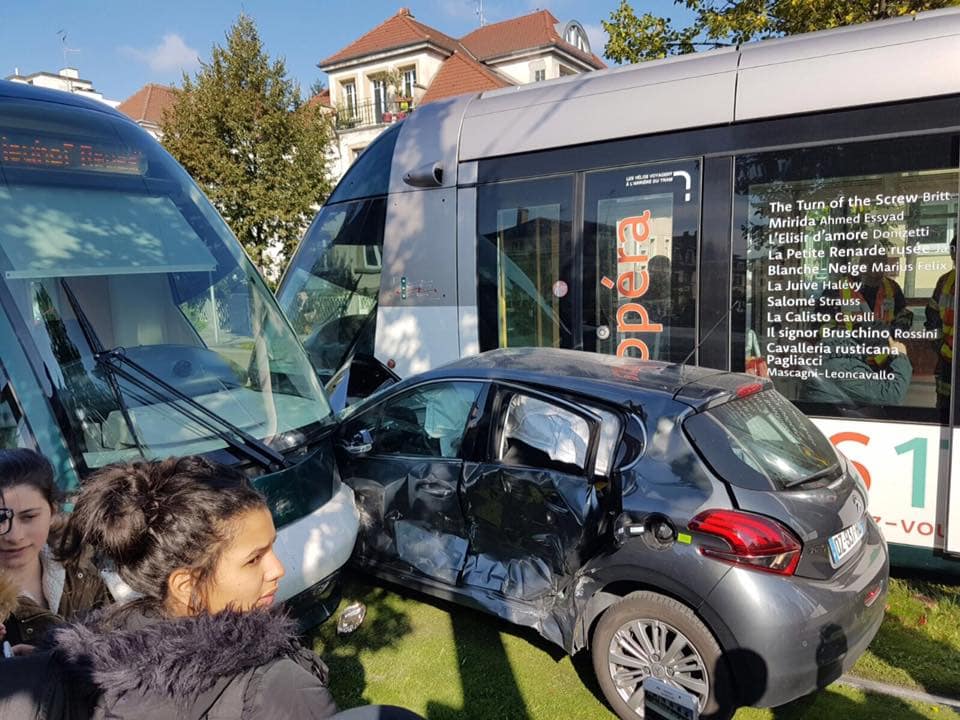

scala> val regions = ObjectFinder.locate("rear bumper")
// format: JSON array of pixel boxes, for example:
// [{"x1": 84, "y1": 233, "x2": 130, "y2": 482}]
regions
[{"x1": 703, "y1": 518, "x2": 889, "y2": 708}]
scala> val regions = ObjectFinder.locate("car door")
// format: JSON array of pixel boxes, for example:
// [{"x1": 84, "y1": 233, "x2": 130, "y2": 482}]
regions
[
  {"x1": 460, "y1": 383, "x2": 619, "y2": 602},
  {"x1": 335, "y1": 379, "x2": 485, "y2": 584}
]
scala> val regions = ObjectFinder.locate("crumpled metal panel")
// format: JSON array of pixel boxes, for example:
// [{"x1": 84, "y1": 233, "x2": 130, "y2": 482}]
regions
[
  {"x1": 395, "y1": 519, "x2": 467, "y2": 584},
  {"x1": 347, "y1": 457, "x2": 469, "y2": 582},
  {"x1": 460, "y1": 462, "x2": 600, "y2": 601}
]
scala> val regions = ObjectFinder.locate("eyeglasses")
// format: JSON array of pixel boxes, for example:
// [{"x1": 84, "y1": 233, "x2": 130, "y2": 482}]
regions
[{"x1": 0, "y1": 507, "x2": 11, "y2": 535}]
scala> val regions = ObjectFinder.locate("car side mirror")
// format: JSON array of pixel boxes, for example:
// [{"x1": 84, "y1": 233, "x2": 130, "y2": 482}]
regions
[{"x1": 342, "y1": 429, "x2": 374, "y2": 456}]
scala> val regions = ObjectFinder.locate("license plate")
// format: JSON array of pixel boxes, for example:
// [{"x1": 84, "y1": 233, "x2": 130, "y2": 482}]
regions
[{"x1": 828, "y1": 518, "x2": 866, "y2": 568}]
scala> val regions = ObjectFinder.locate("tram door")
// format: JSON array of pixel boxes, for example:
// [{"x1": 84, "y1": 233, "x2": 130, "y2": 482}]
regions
[{"x1": 581, "y1": 160, "x2": 700, "y2": 364}]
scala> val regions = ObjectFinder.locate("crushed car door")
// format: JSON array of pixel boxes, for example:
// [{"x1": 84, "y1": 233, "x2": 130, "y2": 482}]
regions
[
  {"x1": 335, "y1": 380, "x2": 484, "y2": 584},
  {"x1": 461, "y1": 384, "x2": 618, "y2": 602}
]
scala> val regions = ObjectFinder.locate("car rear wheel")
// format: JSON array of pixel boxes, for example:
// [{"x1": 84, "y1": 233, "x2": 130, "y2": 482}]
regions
[{"x1": 591, "y1": 592, "x2": 733, "y2": 720}]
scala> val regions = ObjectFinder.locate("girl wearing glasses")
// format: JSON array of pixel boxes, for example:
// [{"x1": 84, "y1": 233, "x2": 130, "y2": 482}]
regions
[{"x1": 0, "y1": 449, "x2": 112, "y2": 654}]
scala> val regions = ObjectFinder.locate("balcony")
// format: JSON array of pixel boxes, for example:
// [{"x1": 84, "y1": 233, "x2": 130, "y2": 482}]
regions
[{"x1": 336, "y1": 98, "x2": 415, "y2": 131}]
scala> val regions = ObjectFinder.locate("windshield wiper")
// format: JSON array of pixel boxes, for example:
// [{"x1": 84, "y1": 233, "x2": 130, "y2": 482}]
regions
[
  {"x1": 60, "y1": 280, "x2": 289, "y2": 472},
  {"x1": 785, "y1": 462, "x2": 841, "y2": 488},
  {"x1": 59, "y1": 280, "x2": 146, "y2": 460}
]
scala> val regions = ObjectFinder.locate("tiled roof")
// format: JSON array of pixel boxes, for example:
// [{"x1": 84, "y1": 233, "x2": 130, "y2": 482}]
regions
[
  {"x1": 420, "y1": 52, "x2": 512, "y2": 105},
  {"x1": 306, "y1": 89, "x2": 332, "y2": 108},
  {"x1": 459, "y1": 10, "x2": 605, "y2": 69},
  {"x1": 320, "y1": 8, "x2": 461, "y2": 67},
  {"x1": 117, "y1": 83, "x2": 178, "y2": 125}
]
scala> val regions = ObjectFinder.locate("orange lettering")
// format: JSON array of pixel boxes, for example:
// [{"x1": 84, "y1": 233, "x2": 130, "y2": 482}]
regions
[
  {"x1": 616, "y1": 270, "x2": 650, "y2": 298},
  {"x1": 617, "y1": 211, "x2": 652, "y2": 246},
  {"x1": 616, "y1": 303, "x2": 664, "y2": 334},
  {"x1": 617, "y1": 338, "x2": 650, "y2": 359},
  {"x1": 829, "y1": 431, "x2": 872, "y2": 489}
]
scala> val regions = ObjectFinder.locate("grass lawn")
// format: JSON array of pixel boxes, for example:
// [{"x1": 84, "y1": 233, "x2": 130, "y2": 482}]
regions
[
  {"x1": 310, "y1": 572, "x2": 958, "y2": 720},
  {"x1": 849, "y1": 571, "x2": 960, "y2": 697}
]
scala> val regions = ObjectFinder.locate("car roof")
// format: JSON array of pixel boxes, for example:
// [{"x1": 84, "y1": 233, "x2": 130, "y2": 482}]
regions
[{"x1": 416, "y1": 348, "x2": 739, "y2": 407}]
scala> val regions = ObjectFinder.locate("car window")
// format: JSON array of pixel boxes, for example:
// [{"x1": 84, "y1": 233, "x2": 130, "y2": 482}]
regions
[
  {"x1": 496, "y1": 394, "x2": 580, "y2": 474},
  {"x1": 370, "y1": 382, "x2": 481, "y2": 458},
  {"x1": 496, "y1": 394, "x2": 621, "y2": 476},
  {"x1": 592, "y1": 406, "x2": 621, "y2": 476},
  {"x1": 684, "y1": 389, "x2": 837, "y2": 491}
]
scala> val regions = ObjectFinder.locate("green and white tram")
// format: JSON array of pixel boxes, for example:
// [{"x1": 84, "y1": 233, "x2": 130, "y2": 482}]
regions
[{"x1": 0, "y1": 79, "x2": 358, "y2": 618}]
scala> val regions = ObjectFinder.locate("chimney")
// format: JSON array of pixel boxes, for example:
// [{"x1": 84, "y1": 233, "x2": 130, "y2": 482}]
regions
[{"x1": 398, "y1": 7, "x2": 411, "y2": 16}]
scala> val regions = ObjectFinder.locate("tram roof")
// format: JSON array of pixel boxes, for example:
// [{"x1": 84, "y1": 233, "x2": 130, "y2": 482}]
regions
[
  {"x1": 453, "y1": 7, "x2": 960, "y2": 160},
  {"x1": 0, "y1": 79, "x2": 128, "y2": 120}
]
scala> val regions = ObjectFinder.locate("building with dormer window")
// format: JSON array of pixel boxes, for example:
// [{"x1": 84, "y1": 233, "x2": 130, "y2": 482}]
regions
[{"x1": 320, "y1": 8, "x2": 604, "y2": 180}]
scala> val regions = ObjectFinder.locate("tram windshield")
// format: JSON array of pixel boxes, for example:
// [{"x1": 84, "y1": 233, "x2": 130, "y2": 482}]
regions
[
  {"x1": 0, "y1": 100, "x2": 331, "y2": 469},
  {"x1": 277, "y1": 123, "x2": 400, "y2": 383}
]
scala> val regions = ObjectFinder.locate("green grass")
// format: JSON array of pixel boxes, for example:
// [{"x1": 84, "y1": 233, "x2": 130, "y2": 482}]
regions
[
  {"x1": 849, "y1": 574, "x2": 960, "y2": 697},
  {"x1": 310, "y1": 574, "x2": 958, "y2": 720}
]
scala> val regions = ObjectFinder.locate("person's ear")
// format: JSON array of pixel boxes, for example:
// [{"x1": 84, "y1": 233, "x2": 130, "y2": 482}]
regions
[{"x1": 166, "y1": 568, "x2": 197, "y2": 615}]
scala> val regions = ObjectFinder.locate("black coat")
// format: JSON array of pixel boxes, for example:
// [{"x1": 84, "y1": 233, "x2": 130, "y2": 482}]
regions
[{"x1": 47, "y1": 605, "x2": 338, "y2": 720}]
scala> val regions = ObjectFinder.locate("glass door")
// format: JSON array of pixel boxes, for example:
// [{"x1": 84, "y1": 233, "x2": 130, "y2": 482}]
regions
[
  {"x1": 476, "y1": 177, "x2": 575, "y2": 351},
  {"x1": 583, "y1": 160, "x2": 700, "y2": 362},
  {"x1": 373, "y1": 79, "x2": 387, "y2": 123}
]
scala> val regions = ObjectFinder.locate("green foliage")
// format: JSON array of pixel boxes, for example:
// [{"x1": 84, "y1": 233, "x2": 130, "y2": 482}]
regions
[
  {"x1": 603, "y1": 0, "x2": 960, "y2": 63},
  {"x1": 161, "y1": 14, "x2": 334, "y2": 276}
]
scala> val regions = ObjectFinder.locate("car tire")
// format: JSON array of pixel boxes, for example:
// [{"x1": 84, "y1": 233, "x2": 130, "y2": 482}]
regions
[{"x1": 591, "y1": 592, "x2": 733, "y2": 720}]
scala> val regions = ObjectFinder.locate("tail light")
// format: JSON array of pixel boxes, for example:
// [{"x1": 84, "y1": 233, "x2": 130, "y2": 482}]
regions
[
  {"x1": 689, "y1": 509, "x2": 802, "y2": 576},
  {"x1": 735, "y1": 382, "x2": 764, "y2": 398}
]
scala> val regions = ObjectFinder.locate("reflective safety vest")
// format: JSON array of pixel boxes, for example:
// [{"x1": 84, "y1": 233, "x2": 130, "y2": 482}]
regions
[
  {"x1": 938, "y1": 270, "x2": 955, "y2": 361},
  {"x1": 871, "y1": 277, "x2": 897, "y2": 326},
  {"x1": 933, "y1": 269, "x2": 955, "y2": 399},
  {"x1": 838, "y1": 285, "x2": 869, "y2": 331}
]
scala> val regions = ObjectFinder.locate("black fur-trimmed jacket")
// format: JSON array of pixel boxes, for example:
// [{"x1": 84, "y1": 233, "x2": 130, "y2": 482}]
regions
[{"x1": 47, "y1": 605, "x2": 338, "y2": 720}]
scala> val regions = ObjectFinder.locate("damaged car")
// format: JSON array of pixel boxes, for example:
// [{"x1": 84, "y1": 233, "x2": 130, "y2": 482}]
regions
[{"x1": 328, "y1": 347, "x2": 889, "y2": 719}]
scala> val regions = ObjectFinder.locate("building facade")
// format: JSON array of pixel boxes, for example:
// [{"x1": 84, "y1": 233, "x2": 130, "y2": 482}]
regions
[
  {"x1": 320, "y1": 8, "x2": 604, "y2": 180},
  {"x1": 5, "y1": 67, "x2": 120, "y2": 108}
]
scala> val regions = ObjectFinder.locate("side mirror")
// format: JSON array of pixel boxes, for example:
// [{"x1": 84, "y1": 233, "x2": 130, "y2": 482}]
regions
[{"x1": 342, "y1": 429, "x2": 374, "y2": 456}]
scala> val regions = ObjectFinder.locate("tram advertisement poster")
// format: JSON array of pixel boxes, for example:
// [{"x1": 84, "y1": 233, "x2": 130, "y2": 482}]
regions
[
  {"x1": 746, "y1": 171, "x2": 959, "y2": 416},
  {"x1": 814, "y1": 417, "x2": 946, "y2": 549}
]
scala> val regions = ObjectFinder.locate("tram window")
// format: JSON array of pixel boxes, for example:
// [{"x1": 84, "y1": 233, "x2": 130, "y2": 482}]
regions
[
  {"x1": 735, "y1": 135, "x2": 959, "y2": 422},
  {"x1": 583, "y1": 161, "x2": 700, "y2": 362},
  {"x1": 477, "y1": 177, "x2": 575, "y2": 351},
  {"x1": 277, "y1": 197, "x2": 386, "y2": 382},
  {"x1": 0, "y1": 373, "x2": 30, "y2": 450},
  {"x1": 328, "y1": 123, "x2": 401, "y2": 204}
]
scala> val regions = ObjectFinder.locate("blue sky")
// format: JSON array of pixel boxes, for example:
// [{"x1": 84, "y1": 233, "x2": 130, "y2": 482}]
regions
[{"x1": 0, "y1": 0, "x2": 691, "y2": 103}]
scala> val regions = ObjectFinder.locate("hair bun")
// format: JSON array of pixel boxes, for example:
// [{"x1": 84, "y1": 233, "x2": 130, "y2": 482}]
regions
[{"x1": 78, "y1": 462, "x2": 159, "y2": 565}]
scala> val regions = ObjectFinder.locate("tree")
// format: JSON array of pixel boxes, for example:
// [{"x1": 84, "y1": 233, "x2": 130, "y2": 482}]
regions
[
  {"x1": 603, "y1": 0, "x2": 960, "y2": 63},
  {"x1": 161, "y1": 14, "x2": 334, "y2": 278}
]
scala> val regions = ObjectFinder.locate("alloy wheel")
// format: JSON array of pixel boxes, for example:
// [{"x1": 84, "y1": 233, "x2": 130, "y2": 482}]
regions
[{"x1": 606, "y1": 617, "x2": 710, "y2": 715}]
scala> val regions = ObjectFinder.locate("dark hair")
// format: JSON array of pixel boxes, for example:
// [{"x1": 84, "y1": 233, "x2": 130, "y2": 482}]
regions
[
  {"x1": 0, "y1": 448, "x2": 62, "y2": 511},
  {"x1": 58, "y1": 456, "x2": 267, "y2": 617}
]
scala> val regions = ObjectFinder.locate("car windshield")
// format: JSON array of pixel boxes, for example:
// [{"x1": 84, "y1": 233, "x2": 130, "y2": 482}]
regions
[
  {"x1": 0, "y1": 100, "x2": 331, "y2": 470},
  {"x1": 685, "y1": 389, "x2": 838, "y2": 490}
]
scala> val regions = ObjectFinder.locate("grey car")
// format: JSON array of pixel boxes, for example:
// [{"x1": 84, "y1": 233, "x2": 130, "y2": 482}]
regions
[{"x1": 330, "y1": 348, "x2": 889, "y2": 719}]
